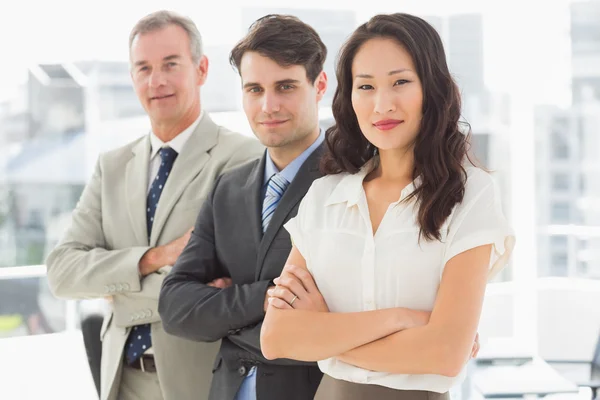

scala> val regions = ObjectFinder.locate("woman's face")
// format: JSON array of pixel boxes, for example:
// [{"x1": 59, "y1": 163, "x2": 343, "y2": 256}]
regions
[{"x1": 351, "y1": 37, "x2": 423, "y2": 153}]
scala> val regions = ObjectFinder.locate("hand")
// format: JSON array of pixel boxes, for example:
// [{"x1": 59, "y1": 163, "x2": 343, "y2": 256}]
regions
[
  {"x1": 138, "y1": 228, "x2": 193, "y2": 276},
  {"x1": 207, "y1": 277, "x2": 232, "y2": 289},
  {"x1": 163, "y1": 227, "x2": 194, "y2": 265},
  {"x1": 267, "y1": 264, "x2": 328, "y2": 312},
  {"x1": 470, "y1": 333, "x2": 480, "y2": 359}
]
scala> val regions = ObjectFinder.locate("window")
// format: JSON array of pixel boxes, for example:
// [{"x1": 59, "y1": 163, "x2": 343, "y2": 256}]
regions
[
  {"x1": 551, "y1": 201, "x2": 571, "y2": 224},
  {"x1": 552, "y1": 173, "x2": 571, "y2": 191},
  {"x1": 551, "y1": 129, "x2": 570, "y2": 159}
]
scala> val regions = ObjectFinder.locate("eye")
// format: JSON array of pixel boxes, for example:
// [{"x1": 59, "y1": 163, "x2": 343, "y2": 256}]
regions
[
  {"x1": 248, "y1": 87, "x2": 262, "y2": 93},
  {"x1": 279, "y1": 84, "x2": 294, "y2": 91},
  {"x1": 394, "y1": 79, "x2": 410, "y2": 86},
  {"x1": 357, "y1": 84, "x2": 374, "y2": 90},
  {"x1": 166, "y1": 62, "x2": 177, "y2": 68}
]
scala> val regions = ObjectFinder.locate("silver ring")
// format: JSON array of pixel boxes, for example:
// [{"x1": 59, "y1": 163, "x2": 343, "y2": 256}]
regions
[{"x1": 290, "y1": 295, "x2": 298, "y2": 306}]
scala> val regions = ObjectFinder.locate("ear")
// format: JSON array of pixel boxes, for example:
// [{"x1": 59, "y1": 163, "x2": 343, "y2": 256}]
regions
[
  {"x1": 315, "y1": 70, "x2": 328, "y2": 102},
  {"x1": 196, "y1": 55, "x2": 209, "y2": 86}
]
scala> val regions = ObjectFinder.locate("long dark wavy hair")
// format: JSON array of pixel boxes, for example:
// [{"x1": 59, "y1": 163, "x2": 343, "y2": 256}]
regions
[{"x1": 321, "y1": 13, "x2": 475, "y2": 241}]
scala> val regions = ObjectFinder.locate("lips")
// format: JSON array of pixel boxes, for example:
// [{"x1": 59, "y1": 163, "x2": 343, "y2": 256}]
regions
[
  {"x1": 150, "y1": 94, "x2": 174, "y2": 101},
  {"x1": 373, "y1": 119, "x2": 403, "y2": 131},
  {"x1": 260, "y1": 120, "x2": 288, "y2": 127}
]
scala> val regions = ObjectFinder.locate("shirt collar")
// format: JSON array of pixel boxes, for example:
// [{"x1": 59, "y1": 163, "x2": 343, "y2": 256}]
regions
[
  {"x1": 149, "y1": 110, "x2": 204, "y2": 159},
  {"x1": 263, "y1": 128, "x2": 325, "y2": 185},
  {"x1": 325, "y1": 155, "x2": 422, "y2": 208}
]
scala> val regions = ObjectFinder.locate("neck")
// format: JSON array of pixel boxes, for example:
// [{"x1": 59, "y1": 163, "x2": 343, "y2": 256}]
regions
[
  {"x1": 374, "y1": 146, "x2": 415, "y2": 182},
  {"x1": 151, "y1": 106, "x2": 201, "y2": 143},
  {"x1": 268, "y1": 125, "x2": 320, "y2": 171}
]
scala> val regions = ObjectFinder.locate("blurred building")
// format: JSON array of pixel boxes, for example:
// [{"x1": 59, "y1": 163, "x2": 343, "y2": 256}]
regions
[
  {"x1": 0, "y1": 61, "x2": 149, "y2": 267},
  {"x1": 423, "y1": 13, "x2": 487, "y2": 124},
  {"x1": 535, "y1": 98, "x2": 600, "y2": 278},
  {"x1": 202, "y1": 45, "x2": 242, "y2": 112},
  {"x1": 75, "y1": 61, "x2": 144, "y2": 121},
  {"x1": 0, "y1": 86, "x2": 28, "y2": 145},
  {"x1": 533, "y1": 0, "x2": 600, "y2": 278},
  {"x1": 570, "y1": 0, "x2": 600, "y2": 103}
]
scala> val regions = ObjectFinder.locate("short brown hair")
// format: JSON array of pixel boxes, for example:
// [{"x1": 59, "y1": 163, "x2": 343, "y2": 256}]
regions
[{"x1": 229, "y1": 14, "x2": 327, "y2": 83}]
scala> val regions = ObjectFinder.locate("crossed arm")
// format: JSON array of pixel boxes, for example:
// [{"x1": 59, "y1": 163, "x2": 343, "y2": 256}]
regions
[
  {"x1": 260, "y1": 244, "x2": 489, "y2": 377},
  {"x1": 46, "y1": 159, "x2": 189, "y2": 301}
]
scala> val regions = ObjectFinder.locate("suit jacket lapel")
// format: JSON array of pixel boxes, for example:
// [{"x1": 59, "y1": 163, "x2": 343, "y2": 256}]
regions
[
  {"x1": 149, "y1": 115, "x2": 218, "y2": 246},
  {"x1": 255, "y1": 145, "x2": 325, "y2": 280},
  {"x1": 126, "y1": 137, "x2": 151, "y2": 245},
  {"x1": 242, "y1": 154, "x2": 267, "y2": 251}
]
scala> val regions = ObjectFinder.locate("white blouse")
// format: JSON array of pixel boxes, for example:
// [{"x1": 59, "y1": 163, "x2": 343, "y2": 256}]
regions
[{"x1": 284, "y1": 159, "x2": 515, "y2": 393}]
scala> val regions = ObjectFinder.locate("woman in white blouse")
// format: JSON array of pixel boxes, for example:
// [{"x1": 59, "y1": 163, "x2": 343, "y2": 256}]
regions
[{"x1": 260, "y1": 13, "x2": 515, "y2": 400}]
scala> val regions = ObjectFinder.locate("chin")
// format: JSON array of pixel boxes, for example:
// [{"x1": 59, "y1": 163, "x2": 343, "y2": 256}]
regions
[
  {"x1": 260, "y1": 138, "x2": 288, "y2": 148},
  {"x1": 366, "y1": 131, "x2": 413, "y2": 151}
]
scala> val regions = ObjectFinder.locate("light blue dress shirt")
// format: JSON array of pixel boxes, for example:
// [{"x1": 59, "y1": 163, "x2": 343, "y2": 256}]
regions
[{"x1": 234, "y1": 129, "x2": 325, "y2": 400}]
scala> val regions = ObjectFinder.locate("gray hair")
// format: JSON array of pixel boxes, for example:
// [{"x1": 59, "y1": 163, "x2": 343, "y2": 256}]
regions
[{"x1": 129, "y1": 10, "x2": 203, "y2": 64}]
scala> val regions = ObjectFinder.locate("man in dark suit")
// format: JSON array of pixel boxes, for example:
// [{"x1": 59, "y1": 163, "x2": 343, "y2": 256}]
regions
[{"x1": 158, "y1": 14, "x2": 328, "y2": 400}]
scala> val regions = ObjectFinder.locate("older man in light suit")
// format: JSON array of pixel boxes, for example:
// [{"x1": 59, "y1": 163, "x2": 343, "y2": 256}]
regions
[{"x1": 46, "y1": 10, "x2": 263, "y2": 400}]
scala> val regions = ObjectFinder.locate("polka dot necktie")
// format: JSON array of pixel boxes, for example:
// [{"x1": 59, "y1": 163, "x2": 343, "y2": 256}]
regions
[{"x1": 125, "y1": 146, "x2": 178, "y2": 365}]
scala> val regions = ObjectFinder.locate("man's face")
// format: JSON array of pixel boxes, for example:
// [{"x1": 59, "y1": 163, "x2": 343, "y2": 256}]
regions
[
  {"x1": 240, "y1": 51, "x2": 326, "y2": 150},
  {"x1": 130, "y1": 24, "x2": 208, "y2": 126}
]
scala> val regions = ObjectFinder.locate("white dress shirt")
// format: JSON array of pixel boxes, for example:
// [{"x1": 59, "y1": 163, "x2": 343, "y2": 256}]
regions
[
  {"x1": 143, "y1": 110, "x2": 203, "y2": 355},
  {"x1": 147, "y1": 110, "x2": 204, "y2": 192},
  {"x1": 284, "y1": 158, "x2": 515, "y2": 393}
]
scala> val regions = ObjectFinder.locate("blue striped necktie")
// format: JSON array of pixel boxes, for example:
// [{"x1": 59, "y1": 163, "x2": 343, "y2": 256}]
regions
[{"x1": 262, "y1": 174, "x2": 290, "y2": 233}]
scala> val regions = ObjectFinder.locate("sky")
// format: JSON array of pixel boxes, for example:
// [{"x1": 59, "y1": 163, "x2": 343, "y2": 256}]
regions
[{"x1": 0, "y1": 0, "x2": 572, "y2": 107}]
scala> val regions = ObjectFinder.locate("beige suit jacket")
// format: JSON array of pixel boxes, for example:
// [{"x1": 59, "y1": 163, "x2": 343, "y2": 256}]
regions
[{"x1": 46, "y1": 114, "x2": 264, "y2": 400}]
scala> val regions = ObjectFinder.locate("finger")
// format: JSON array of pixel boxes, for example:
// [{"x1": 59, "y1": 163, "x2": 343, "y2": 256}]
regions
[
  {"x1": 222, "y1": 278, "x2": 232, "y2": 287},
  {"x1": 269, "y1": 286, "x2": 298, "y2": 305},
  {"x1": 268, "y1": 297, "x2": 292, "y2": 309},
  {"x1": 281, "y1": 263, "x2": 296, "y2": 273},
  {"x1": 286, "y1": 265, "x2": 319, "y2": 294},
  {"x1": 207, "y1": 279, "x2": 224, "y2": 288},
  {"x1": 471, "y1": 341, "x2": 479, "y2": 359},
  {"x1": 277, "y1": 272, "x2": 309, "y2": 299},
  {"x1": 216, "y1": 278, "x2": 227, "y2": 287}
]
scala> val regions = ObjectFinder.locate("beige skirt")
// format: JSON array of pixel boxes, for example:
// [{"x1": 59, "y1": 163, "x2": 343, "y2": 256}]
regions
[{"x1": 314, "y1": 374, "x2": 451, "y2": 400}]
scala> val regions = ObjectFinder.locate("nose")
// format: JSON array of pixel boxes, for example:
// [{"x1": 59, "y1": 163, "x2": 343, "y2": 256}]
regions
[
  {"x1": 261, "y1": 91, "x2": 281, "y2": 114},
  {"x1": 373, "y1": 88, "x2": 396, "y2": 115},
  {"x1": 148, "y1": 69, "x2": 167, "y2": 89}
]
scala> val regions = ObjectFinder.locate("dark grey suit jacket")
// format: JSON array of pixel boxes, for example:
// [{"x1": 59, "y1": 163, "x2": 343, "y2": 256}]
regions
[{"x1": 159, "y1": 145, "x2": 325, "y2": 400}]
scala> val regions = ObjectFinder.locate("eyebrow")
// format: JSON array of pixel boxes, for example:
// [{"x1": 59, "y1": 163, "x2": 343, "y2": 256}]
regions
[
  {"x1": 134, "y1": 55, "x2": 181, "y2": 67},
  {"x1": 355, "y1": 68, "x2": 412, "y2": 78},
  {"x1": 243, "y1": 78, "x2": 302, "y2": 89},
  {"x1": 275, "y1": 79, "x2": 301, "y2": 85}
]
